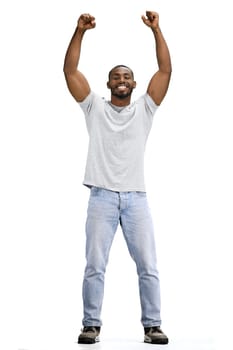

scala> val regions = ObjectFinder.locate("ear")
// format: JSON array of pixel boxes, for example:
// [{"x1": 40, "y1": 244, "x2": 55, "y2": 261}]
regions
[
  {"x1": 133, "y1": 81, "x2": 137, "y2": 88},
  {"x1": 107, "y1": 81, "x2": 110, "y2": 89}
]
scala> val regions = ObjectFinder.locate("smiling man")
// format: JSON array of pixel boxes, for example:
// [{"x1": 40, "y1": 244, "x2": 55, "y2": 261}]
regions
[
  {"x1": 64, "y1": 11, "x2": 172, "y2": 345},
  {"x1": 107, "y1": 65, "x2": 136, "y2": 101}
]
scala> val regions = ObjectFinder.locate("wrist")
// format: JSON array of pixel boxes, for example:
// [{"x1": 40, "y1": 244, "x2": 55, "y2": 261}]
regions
[
  {"x1": 152, "y1": 26, "x2": 161, "y2": 35},
  {"x1": 76, "y1": 26, "x2": 86, "y2": 36}
]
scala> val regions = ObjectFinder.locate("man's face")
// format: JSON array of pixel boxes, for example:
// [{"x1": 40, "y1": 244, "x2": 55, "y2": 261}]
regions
[{"x1": 107, "y1": 67, "x2": 136, "y2": 99}]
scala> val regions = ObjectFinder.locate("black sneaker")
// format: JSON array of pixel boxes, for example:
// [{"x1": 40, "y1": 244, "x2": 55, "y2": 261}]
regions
[
  {"x1": 78, "y1": 326, "x2": 101, "y2": 344},
  {"x1": 144, "y1": 326, "x2": 169, "y2": 345}
]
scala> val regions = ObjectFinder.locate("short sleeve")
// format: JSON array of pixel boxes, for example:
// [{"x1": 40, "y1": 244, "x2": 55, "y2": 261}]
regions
[
  {"x1": 78, "y1": 91, "x2": 96, "y2": 115},
  {"x1": 143, "y1": 93, "x2": 159, "y2": 116}
]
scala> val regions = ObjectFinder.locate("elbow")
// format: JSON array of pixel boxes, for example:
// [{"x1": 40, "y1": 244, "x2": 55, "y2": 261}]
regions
[
  {"x1": 162, "y1": 64, "x2": 172, "y2": 75},
  {"x1": 167, "y1": 65, "x2": 172, "y2": 75},
  {"x1": 63, "y1": 64, "x2": 69, "y2": 76},
  {"x1": 63, "y1": 60, "x2": 77, "y2": 75},
  {"x1": 167, "y1": 69, "x2": 172, "y2": 80},
  {"x1": 168, "y1": 64, "x2": 172, "y2": 75},
  {"x1": 63, "y1": 68, "x2": 78, "y2": 83},
  {"x1": 161, "y1": 68, "x2": 172, "y2": 82},
  {"x1": 63, "y1": 64, "x2": 67, "y2": 74},
  {"x1": 63, "y1": 65, "x2": 73, "y2": 76},
  {"x1": 63, "y1": 69, "x2": 71, "y2": 83},
  {"x1": 160, "y1": 59, "x2": 172, "y2": 75}
]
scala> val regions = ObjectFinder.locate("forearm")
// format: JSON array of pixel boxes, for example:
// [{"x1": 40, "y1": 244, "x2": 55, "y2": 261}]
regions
[
  {"x1": 152, "y1": 27, "x2": 172, "y2": 74},
  {"x1": 63, "y1": 27, "x2": 85, "y2": 74}
]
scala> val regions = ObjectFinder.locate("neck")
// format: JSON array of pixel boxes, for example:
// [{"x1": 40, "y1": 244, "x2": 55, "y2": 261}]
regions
[{"x1": 110, "y1": 95, "x2": 131, "y2": 107}]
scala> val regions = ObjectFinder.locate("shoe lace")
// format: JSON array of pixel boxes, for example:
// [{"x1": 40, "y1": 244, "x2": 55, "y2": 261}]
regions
[
  {"x1": 151, "y1": 327, "x2": 163, "y2": 334},
  {"x1": 145, "y1": 326, "x2": 163, "y2": 334},
  {"x1": 83, "y1": 326, "x2": 96, "y2": 333},
  {"x1": 82, "y1": 326, "x2": 100, "y2": 333}
]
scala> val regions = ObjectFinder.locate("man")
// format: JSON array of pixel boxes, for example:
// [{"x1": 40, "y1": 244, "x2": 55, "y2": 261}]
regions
[{"x1": 63, "y1": 11, "x2": 172, "y2": 345}]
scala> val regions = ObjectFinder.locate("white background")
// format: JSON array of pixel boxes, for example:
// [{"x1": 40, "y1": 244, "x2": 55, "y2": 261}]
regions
[{"x1": 0, "y1": 0, "x2": 232, "y2": 349}]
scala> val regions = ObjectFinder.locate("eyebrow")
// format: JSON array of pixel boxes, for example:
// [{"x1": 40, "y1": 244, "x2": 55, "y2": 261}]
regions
[{"x1": 111, "y1": 72, "x2": 131, "y2": 77}]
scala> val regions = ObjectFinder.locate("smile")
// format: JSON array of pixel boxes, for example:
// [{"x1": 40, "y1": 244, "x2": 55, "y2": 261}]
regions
[{"x1": 116, "y1": 85, "x2": 128, "y2": 91}]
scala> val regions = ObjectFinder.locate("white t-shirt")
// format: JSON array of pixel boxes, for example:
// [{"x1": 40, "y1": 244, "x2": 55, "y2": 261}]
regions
[{"x1": 79, "y1": 91, "x2": 158, "y2": 192}]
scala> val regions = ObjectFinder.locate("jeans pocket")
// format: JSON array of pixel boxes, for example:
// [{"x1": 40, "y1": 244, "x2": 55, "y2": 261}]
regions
[
  {"x1": 136, "y1": 191, "x2": 147, "y2": 197},
  {"x1": 90, "y1": 186, "x2": 100, "y2": 196}
]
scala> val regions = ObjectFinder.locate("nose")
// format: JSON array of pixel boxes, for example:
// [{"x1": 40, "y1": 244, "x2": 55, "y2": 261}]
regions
[{"x1": 119, "y1": 75, "x2": 126, "y2": 83}]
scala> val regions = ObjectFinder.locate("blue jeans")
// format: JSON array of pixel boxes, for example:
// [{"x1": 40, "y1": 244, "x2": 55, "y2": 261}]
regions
[{"x1": 82, "y1": 187, "x2": 161, "y2": 327}]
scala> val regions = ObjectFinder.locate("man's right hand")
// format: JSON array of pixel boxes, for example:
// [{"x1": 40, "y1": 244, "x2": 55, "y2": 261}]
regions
[
  {"x1": 78, "y1": 13, "x2": 96, "y2": 31},
  {"x1": 64, "y1": 13, "x2": 95, "y2": 102}
]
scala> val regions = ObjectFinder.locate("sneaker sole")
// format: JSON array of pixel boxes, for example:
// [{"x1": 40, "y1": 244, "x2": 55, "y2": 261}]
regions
[
  {"x1": 144, "y1": 337, "x2": 169, "y2": 345},
  {"x1": 78, "y1": 336, "x2": 100, "y2": 344}
]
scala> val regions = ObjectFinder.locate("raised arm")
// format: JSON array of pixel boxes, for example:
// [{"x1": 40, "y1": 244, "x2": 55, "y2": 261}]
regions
[
  {"x1": 141, "y1": 11, "x2": 172, "y2": 105},
  {"x1": 63, "y1": 14, "x2": 96, "y2": 102}
]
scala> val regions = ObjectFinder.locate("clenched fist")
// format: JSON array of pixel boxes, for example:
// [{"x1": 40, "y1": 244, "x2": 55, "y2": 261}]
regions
[
  {"x1": 78, "y1": 13, "x2": 96, "y2": 31},
  {"x1": 141, "y1": 11, "x2": 159, "y2": 31}
]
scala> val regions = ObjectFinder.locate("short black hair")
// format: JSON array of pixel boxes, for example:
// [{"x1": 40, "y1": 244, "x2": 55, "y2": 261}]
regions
[{"x1": 108, "y1": 65, "x2": 134, "y2": 80}]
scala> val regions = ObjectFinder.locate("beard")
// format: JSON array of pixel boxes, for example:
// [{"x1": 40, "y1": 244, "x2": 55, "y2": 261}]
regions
[{"x1": 111, "y1": 87, "x2": 134, "y2": 100}]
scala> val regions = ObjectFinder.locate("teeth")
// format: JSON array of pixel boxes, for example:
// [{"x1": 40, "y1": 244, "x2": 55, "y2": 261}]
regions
[{"x1": 117, "y1": 85, "x2": 127, "y2": 90}]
